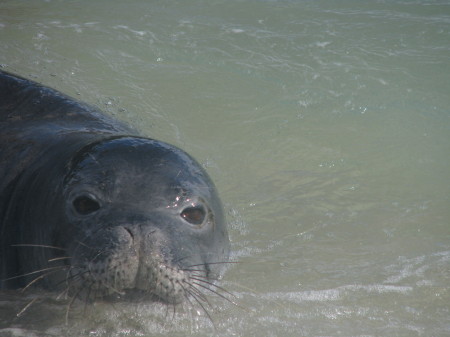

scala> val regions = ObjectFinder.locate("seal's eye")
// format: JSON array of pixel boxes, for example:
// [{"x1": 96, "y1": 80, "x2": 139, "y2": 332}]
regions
[
  {"x1": 73, "y1": 196, "x2": 100, "y2": 215},
  {"x1": 181, "y1": 206, "x2": 206, "y2": 226}
]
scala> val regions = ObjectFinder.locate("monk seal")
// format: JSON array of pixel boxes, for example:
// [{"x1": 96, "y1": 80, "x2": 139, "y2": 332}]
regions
[{"x1": 0, "y1": 70, "x2": 230, "y2": 305}]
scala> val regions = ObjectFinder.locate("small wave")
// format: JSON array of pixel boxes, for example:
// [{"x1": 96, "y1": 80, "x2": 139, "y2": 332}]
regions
[{"x1": 264, "y1": 283, "x2": 413, "y2": 304}]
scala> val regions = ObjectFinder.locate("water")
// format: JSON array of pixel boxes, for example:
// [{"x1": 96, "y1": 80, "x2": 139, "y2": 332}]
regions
[{"x1": 1, "y1": 0, "x2": 449, "y2": 336}]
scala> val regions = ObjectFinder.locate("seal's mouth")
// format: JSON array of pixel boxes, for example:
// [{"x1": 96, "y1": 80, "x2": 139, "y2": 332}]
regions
[
  {"x1": 68, "y1": 225, "x2": 204, "y2": 304},
  {"x1": 75, "y1": 263, "x2": 191, "y2": 304}
]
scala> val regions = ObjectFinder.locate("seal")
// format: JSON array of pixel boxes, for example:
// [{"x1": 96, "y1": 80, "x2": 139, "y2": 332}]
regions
[{"x1": 0, "y1": 70, "x2": 229, "y2": 305}]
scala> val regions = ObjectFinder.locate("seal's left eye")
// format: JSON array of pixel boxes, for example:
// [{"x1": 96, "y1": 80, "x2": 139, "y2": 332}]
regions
[
  {"x1": 73, "y1": 196, "x2": 100, "y2": 215},
  {"x1": 181, "y1": 206, "x2": 206, "y2": 226}
]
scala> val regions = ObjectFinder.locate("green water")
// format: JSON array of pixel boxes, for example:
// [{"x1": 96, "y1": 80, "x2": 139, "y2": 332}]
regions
[{"x1": 1, "y1": 0, "x2": 449, "y2": 336}]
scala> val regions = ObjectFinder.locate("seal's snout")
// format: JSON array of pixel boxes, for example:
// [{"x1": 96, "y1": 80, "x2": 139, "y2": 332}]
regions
[{"x1": 106, "y1": 224, "x2": 190, "y2": 303}]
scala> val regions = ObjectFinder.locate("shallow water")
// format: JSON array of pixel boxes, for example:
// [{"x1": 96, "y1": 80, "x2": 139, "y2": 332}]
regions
[{"x1": 1, "y1": 0, "x2": 449, "y2": 336}]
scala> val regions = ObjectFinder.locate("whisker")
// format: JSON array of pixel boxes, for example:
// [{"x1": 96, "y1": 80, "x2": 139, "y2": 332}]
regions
[
  {"x1": 221, "y1": 279, "x2": 259, "y2": 294},
  {"x1": 90, "y1": 248, "x2": 110, "y2": 263},
  {"x1": 184, "y1": 288, "x2": 216, "y2": 330},
  {"x1": 189, "y1": 271, "x2": 220, "y2": 281},
  {"x1": 2, "y1": 266, "x2": 67, "y2": 282},
  {"x1": 53, "y1": 268, "x2": 85, "y2": 289},
  {"x1": 181, "y1": 268, "x2": 208, "y2": 274},
  {"x1": 66, "y1": 287, "x2": 82, "y2": 325},
  {"x1": 180, "y1": 280, "x2": 208, "y2": 307},
  {"x1": 48, "y1": 256, "x2": 71, "y2": 263},
  {"x1": 184, "y1": 282, "x2": 210, "y2": 304},
  {"x1": 11, "y1": 244, "x2": 66, "y2": 251},
  {"x1": 74, "y1": 240, "x2": 91, "y2": 249},
  {"x1": 56, "y1": 287, "x2": 69, "y2": 300},
  {"x1": 187, "y1": 261, "x2": 240, "y2": 268},
  {"x1": 190, "y1": 276, "x2": 237, "y2": 299},
  {"x1": 191, "y1": 280, "x2": 241, "y2": 308},
  {"x1": 21, "y1": 268, "x2": 67, "y2": 292},
  {"x1": 182, "y1": 290, "x2": 196, "y2": 314},
  {"x1": 16, "y1": 297, "x2": 39, "y2": 317},
  {"x1": 65, "y1": 265, "x2": 83, "y2": 288},
  {"x1": 101, "y1": 281, "x2": 125, "y2": 296},
  {"x1": 182, "y1": 261, "x2": 239, "y2": 279}
]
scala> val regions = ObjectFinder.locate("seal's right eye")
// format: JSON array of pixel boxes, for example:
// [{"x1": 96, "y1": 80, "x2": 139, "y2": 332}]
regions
[
  {"x1": 72, "y1": 195, "x2": 100, "y2": 215},
  {"x1": 181, "y1": 206, "x2": 206, "y2": 226}
]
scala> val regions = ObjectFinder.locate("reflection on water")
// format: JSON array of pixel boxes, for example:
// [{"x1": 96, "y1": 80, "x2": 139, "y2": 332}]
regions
[{"x1": 1, "y1": 0, "x2": 449, "y2": 336}]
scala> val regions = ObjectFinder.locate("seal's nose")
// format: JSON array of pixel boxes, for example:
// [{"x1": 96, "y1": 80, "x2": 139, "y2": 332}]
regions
[
  {"x1": 118, "y1": 223, "x2": 165, "y2": 258},
  {"x1": 122, "y1": 226, "x2": 135, "y2": 241},
  {"x1": 118, "y1": 225, "x2": 143, "y2": 255}
]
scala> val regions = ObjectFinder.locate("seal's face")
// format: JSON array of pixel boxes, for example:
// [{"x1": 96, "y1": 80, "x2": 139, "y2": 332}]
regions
[{"x1": 61, "y1": 137, "x2": 229, "y2": 303}]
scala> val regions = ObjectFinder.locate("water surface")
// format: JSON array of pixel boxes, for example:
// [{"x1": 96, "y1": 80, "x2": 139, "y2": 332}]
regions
[{"x1": 1, "y1": 0, "x2": 449, "y2": 336}]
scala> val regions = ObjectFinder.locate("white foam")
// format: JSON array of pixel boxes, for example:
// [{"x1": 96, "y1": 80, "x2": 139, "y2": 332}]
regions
[
  {"x1": 315, "y1": 41, "x2": 331, "y2": 48},
  {"x1": 263, "y1": 283, "x2": 413, "y2": 304}
]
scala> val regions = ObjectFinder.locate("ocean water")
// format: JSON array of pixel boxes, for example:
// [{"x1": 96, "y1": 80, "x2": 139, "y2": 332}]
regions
[{"x1": 1, "y1": 0, "x2": 449, "y2": 336}]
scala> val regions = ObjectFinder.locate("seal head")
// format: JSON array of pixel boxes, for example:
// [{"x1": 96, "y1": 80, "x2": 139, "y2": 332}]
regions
[{"x1": 63, "y1": 136, "x2": 228, "y2": 302}]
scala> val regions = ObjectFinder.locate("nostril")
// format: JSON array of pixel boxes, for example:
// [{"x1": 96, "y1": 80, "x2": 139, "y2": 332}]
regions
[{"x1": 123, "y1": 227, "x2": 134, "y2": 240}]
